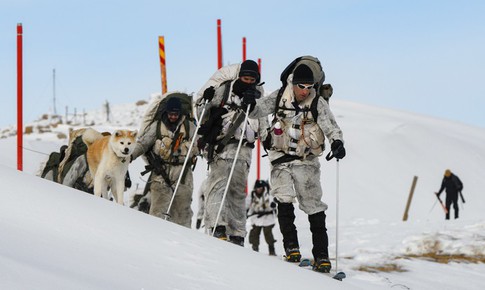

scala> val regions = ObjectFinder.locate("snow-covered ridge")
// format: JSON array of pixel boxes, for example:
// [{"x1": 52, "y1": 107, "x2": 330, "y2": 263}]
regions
[
  {"x1": 1, "y1": 96, "x2": 485, "y2": 289},
  {"x1": 0, "y1": 98, "x2": 151, "y2": 139}
]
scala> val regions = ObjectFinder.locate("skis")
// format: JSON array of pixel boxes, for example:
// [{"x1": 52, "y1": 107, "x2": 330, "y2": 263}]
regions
[
  {"x1": 434, "y1": 192, "x2": 448, "y2": 214},
  {"x1": 459, "y1": 191, "x2": 466, "y2": 203},
  {"x1": 298, "y1": 258, "x2": 346, "y2": 281}
]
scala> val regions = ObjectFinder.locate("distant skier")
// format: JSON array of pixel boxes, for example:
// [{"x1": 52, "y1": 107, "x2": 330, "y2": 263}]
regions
[
  {"x1": 436, "y1": 169, "x2": 464, "y2": 220},
  {"x1": 247, "y1": 180, "x2": 277, "y2": 256},
  {"x1": 243, "y1": 57, "x2": 346, "y2": 273}
]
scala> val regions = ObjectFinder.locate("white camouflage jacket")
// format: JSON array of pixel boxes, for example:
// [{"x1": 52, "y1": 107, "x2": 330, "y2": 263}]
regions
[{"x1": 249, "y1": 78, "x2": 343, "y2": 162}]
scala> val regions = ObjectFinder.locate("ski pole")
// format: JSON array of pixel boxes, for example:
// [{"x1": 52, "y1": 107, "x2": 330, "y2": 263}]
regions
[
  {"x1": 334, "y1": 158, "x2": 340, "y2": 274},
  {"x1": 434, "y1": 192, "x2": 448, "y2": 214},
  {"x1": 212, "y1": 106, "x2": 251, "y2": 236},
  {"x1": 163, "y1": 100, "x2": 209, "y2": 220},
  {"x1": 429, "y1": 198, "x2": 438, "y2": 213},
  {"x1": 459, "y1": 191, "x2": 465, "y2": 211},
  {"x1": 332, "y1": 158, "x2": 347, "y2": 281},
  {"x1": 459, "y1": 191, "x2": 465, "y2": 203}
]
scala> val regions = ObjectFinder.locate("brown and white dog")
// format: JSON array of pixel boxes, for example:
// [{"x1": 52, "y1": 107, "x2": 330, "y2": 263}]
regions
[{"x1": 86, "y1": 129, "x2": 137, "y2": 205}]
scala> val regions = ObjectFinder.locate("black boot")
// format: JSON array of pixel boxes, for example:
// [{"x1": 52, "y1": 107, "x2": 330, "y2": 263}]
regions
[
  {"x1": 229, "y1": 236, "x2": 244, "y2": 247},
  {"x1": 313, "y1": 257, "x2": 332, "y2": 273},
  {"x1": 212, "y1": 225, "x2": 227, "y2": 240},
  {"x1": 308, "y1": 211, "x2": 329, "y2": 261},
  {"x1": 268, "y1": 244, "x2": 276, "y2": 256},
  {"x1": 248, "y1": 225, "x2": 261, "y2": 252},
  {"x1": 277, "y1": 201, "x2": 300, "y2": 262}
]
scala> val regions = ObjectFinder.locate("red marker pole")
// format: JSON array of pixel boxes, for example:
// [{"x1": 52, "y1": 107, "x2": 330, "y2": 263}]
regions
[
  {"x1": 17, "y1": 23, "x2": 23, "y2": 171},
  {"x1": 159, "y1": 36, "x2": 167, "y2": 94},
  {"x1": 242, "y1": 37, "x2": 246, "y2": 62},
  {"x1": 217, "y1": 19, "x2": 223, "y2": 69}
]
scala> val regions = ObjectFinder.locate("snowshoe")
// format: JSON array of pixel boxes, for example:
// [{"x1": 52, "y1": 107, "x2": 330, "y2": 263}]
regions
[
  {"x1": 284, "y1": 248, "x2": 301, "y2": 262},
  {"x1": 229, "y1": 236, "x2": 244, "y2": 247},
  {"x1": 313, "y1": 257, "x2": 331, "y2": 273},
  {"x1": 212, "y1": 225, "x2": 227, "y2": 241}
]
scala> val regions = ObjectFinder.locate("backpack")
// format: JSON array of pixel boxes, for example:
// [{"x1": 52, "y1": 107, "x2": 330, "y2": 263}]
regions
[
  {"x1": 59, "y1": 135, "x2": 89, "y2": 182},
  {"x1": 57, "y1": 128, "x2": 104, "y2": 192},
  {"x1": 40, "y1": 145, "x2": 68, "y2": 182},
  {"x1": 280, "y1": 56, "x2": 325, "y2": 92},
  {"x1": 139, "y1": 92, "x2": 193, "y2": 141},
  {"x1": 196, "y1": 63, "x2": 241, "y2": 102},
  {"x1": 275, "y1": 56, "x2": 334, "y2": 120},
  {"x1": 452, "y1": 174, "x2": 463, "y2": 191},
  {"x1": 139, "y1": 92, "x2": 195, "y2": 192}
]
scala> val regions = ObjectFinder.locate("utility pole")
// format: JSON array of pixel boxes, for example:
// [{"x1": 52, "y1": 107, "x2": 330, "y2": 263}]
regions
[
  {"x1": 105, "y1": 100, "x2": 110, "y2": 122},
  {"x1": 52, "y1": 68, "x2": 57, "y2": 115}
]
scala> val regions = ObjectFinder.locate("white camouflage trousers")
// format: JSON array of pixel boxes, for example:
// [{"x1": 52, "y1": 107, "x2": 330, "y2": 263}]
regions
[
  {"x1": 270, "y1": 156, "x2": 328, "y2": 215},
  {"x1": 204, "y1": 147, "x2": 251, "y2": 237},
  {"x1": 149, "y1": 164, "x2": 193, "y2": 228}
]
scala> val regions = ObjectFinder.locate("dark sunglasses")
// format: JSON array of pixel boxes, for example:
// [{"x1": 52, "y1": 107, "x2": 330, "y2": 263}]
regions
[
  {"x1": 167, "y1": 112, "x2": 180, "y2": 117},
  {"x1": 296, "y1": 84, "x2": 314, "y2": 90}
]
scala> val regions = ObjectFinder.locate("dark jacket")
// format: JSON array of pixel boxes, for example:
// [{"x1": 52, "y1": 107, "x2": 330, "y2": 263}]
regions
[{"x1": 438, "y1": 174, "x2": 463, "y2": 197}]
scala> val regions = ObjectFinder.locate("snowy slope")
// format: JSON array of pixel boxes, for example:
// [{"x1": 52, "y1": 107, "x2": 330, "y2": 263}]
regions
[
  {"x1": 1, "y1": 97, "x2": 485, "y2": 289},
  {"x1": 328, "y1": 100, "x2": 485, "y2": 221},
  {"x1": 1, "y1": 165, "x2": 363, "y2": 290}
]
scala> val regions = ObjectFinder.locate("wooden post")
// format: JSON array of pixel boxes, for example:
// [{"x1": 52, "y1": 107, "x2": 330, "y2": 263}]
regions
[{"x1": 403, "y1": 176, "x2": 418, "y2": 221}]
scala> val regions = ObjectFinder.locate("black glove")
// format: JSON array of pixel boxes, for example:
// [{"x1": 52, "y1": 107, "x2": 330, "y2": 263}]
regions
[
  {"x1": 330, "y1": 140, "x2": 346, "y2": 160},
  {"x1": 124, "y1": 172, "x2": 132, "y2": 188},
  {"x1": 270, "y1": 201, "x2": 277, "y2": 209},
  {"x1": 197, "y1": 123, "x2": 209, "y2": 136},
  {"x1": 196, "y1": 219, "x2": 202, "y2": 229},
  {"x1": 242, "y1": 88, "x2": 260, "y2": 111},
  {"x1": 202, "y1": 86, "x2": 215, "y2": 102}
]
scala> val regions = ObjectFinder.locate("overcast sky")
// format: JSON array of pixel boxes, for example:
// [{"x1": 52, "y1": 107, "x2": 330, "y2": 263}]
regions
[{"x1": 1, "y1": 0, "x2": 484, "y2": 128}]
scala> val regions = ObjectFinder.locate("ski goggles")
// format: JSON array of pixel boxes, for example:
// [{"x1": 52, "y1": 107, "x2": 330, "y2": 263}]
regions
[{"x1": 296, "y1": 84, "x2": 314, "y2": 90}]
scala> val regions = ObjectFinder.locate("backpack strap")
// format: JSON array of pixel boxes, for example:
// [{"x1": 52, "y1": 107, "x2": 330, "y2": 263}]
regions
[
  {"x1": 219, "y1": 80, "x2": 232, "y2": 107},
  {"x1": 183, "y1": 118, "x2": 191, "y2": 141},
  {"x1": 310, "y1": 94, "x2": 321, "y2": 121},
  {"x1": 273, "y1": 86, "x2": 286, "y2": 120},
  {"x1": 214, "y1": 110, "x2": 248, "y2": 154}
]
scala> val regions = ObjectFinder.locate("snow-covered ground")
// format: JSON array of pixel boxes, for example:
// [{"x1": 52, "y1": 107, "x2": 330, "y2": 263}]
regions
[{"x1": 1, "y1": 96, "x2": 484, "y2": 289}]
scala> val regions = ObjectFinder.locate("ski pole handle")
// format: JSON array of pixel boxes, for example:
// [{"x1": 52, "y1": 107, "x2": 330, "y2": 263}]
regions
[{"x1": 326, "y1": 151, "x2": 340, "y2": 161}]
